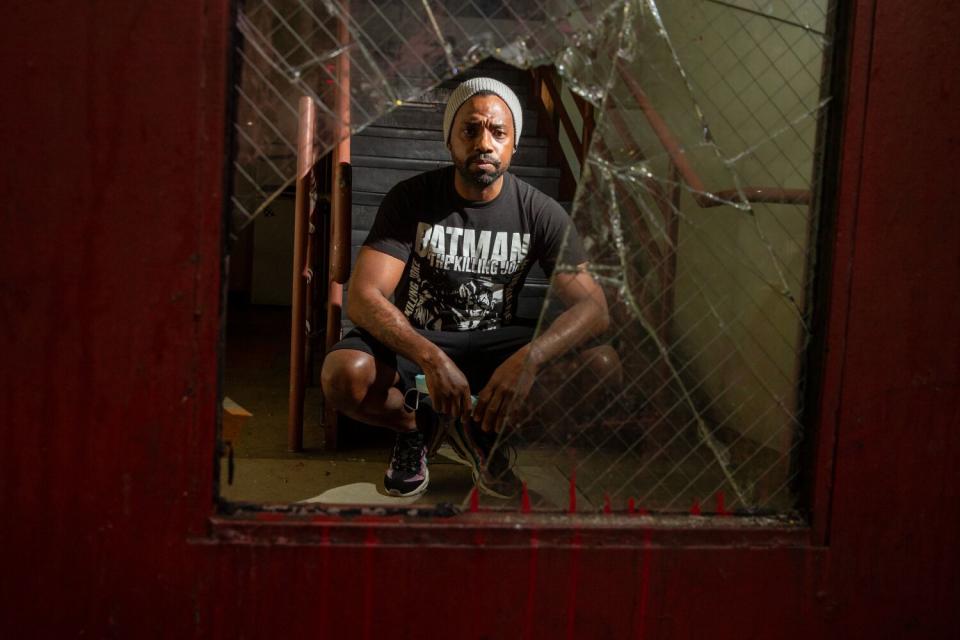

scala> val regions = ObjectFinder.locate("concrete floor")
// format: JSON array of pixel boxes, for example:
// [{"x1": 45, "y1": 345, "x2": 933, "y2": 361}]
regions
[
  {"x1": 222, "y1": 304, "x2": 773, "y2": 513},
  {"x1": 222, "y1": 304, "x2": 510, "y2": 507},
  {"x1": 218, "y1": 445, "x2": 592, "y2": 509}
]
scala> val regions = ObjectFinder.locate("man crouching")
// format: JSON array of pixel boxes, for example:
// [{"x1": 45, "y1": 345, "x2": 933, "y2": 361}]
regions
[{"x1": 321, "y1": 77, "x2": 609, "y2": 498}]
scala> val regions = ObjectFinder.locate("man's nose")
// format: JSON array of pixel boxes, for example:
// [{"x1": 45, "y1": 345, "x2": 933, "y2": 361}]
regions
[{"x1": 473, "y1": 129, "x2": 494, "y2": 153}]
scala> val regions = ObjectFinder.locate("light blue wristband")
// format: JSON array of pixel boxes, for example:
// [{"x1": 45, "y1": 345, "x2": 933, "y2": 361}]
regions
[{"x1": 415, "y1": 374, "x2": 478, "y2": 408}]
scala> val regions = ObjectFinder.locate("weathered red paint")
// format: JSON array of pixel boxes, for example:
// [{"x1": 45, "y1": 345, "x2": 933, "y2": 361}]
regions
[
  {"x1": 523, "y1": 533, "x2": 540, "y2": 640},
  {"x1": 634, "y1": 528, "x2": 655, "y2": 639},
  {"x1": 2, "y1": 1, "x2": 959, "y2": 638},
  {"x1": 565, "y1": 531, "x2": 582, "y2": 640},
  {"x1": 715, "y1": 490, "x2": 728, "y2": 516},
  {"x1": 255, "y1": 512, "x2": 289, "y2": 523}
]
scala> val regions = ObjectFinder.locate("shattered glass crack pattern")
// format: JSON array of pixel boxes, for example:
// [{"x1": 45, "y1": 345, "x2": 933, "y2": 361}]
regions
[{"x1": 230, "y1": 0, "x2": 836, "y2": 514}]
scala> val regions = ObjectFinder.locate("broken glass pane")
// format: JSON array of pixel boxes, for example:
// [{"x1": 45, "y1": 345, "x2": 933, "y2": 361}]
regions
[{"x1": 223, "y1": 0, "x2": 837, "y2": 515}]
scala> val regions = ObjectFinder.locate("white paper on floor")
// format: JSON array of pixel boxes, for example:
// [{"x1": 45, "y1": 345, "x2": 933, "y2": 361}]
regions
[{"x1": 299, "y1": 482, "x2": 421, "y2": 505}]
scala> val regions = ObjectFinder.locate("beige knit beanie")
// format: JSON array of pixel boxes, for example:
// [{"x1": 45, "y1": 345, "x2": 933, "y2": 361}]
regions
[{"x1": 443, "y1": 77, "x2": 522, "y2": 148}]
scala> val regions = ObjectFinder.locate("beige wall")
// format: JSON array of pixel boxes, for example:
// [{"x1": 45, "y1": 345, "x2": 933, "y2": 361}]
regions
[
  {"x1": 557, "y1": 1, "x2": 828, "y2": 454},
  {"x1": 250, "y1": 194, "x2": 295, "y2": 306},
  {"x1": 655, "y1": 0, "x2": 828, "y2": 451}
]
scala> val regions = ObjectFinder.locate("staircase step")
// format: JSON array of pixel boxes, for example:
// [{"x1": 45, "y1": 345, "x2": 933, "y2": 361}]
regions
[
  {"x1": 353, "y1": 191, "x2": 386, "y2": 207},
  {"x1": 403, "y1": 79, "x2": 531, "y2": 106},
  {"x1": 453, "y1": 63, "x2": 530, "y2": 86},
  {"x1": 439, "y1": 79, "x2": 531, "y2": 103},
  {"x1": 352, "y1": 203, "x2": 378, "y2": 231},
  {"x1": 402, "y1": 58, "x2": 531, "y2": 98}
]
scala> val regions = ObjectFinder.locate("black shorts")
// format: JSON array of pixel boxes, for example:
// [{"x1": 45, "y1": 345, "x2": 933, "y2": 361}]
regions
[{"x1": 330, "y1": 325, "x2": 536, "y2": 395}]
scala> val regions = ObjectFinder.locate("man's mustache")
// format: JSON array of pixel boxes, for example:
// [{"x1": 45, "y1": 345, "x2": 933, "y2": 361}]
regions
[{"x1": 468, "y1": 154, "x2": 501, "y2": 167}]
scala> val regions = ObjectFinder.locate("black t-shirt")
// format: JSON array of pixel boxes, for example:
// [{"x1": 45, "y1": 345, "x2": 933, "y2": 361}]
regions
[{"x1": 364, "y1": 165, "x2": 586, "y2": 331}]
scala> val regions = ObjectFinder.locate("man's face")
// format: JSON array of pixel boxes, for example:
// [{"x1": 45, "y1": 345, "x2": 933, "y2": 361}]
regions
[{"x1": 447, "y1": 94, "x2": 515, "y2": 188}]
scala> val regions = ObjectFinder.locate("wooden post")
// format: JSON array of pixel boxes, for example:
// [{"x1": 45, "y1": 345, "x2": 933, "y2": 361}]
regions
[
  {"x1": 321, "y1": 0, "x2": 351, "y2": 451},
  {"x1": 287, "y1": 96, "x2": 316, "y2": 452}
]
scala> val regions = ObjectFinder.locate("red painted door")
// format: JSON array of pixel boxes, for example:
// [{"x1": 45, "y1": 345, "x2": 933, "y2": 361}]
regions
[{"x1": 1, "y1": 1, "x2": 957, "y2": 637}]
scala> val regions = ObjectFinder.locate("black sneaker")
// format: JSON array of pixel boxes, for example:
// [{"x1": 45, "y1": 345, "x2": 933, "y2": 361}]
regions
[
  {"x1": 383, "y1": 429, "x2": 428, "y2": 497},
  {"x1": 446, "y1": 420, "x2": 521, "y2": 499},
  {"x1": 409, "y1": 394, "x2": 449, "y2": 458}
]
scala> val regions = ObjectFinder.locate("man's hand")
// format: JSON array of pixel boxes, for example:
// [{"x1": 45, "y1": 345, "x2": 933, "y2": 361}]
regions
[
  {"x1": 473, "y1": 347, "x2": 539, "y2": 433},
  {"x1": 421, "y1": 349, "x2": 473, "y2": 420},
  {"x1": 472, "y1": 266, "x2": 609, "y2": 433},
  {"x1": 348, "y1": 248, "x2": 474, "y2": 421}
]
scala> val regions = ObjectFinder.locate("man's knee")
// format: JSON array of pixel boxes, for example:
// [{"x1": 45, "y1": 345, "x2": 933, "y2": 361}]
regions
[
  {"x1": 320, "y1": 350, "x2": 377, "y2": 412},
  {"x1": 581, "y1": 345, "x2": 623, "y2": 386}
]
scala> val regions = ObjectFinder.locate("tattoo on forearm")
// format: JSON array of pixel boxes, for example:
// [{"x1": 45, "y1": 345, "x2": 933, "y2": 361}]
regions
[{"x1": 356, "y1": 291, "x2": 432, "y2": 364}]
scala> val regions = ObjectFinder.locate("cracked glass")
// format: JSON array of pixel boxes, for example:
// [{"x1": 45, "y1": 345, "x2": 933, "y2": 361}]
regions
[{"x1": 223, "y1": 0, "x2": 838, "y2": 515}]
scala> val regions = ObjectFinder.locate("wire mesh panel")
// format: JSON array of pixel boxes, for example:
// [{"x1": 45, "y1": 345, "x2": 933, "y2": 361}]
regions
[
  {"x1": 229, "y1": 0, "x2": 837, "y2": 514},
  {"x1": 232, "y1": 0, "x2": 601, "y2": 237}
]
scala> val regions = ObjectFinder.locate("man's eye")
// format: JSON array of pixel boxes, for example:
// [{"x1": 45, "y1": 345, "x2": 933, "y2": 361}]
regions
[{"x1": 494, "y1": 130, "x2": 507, "y2": 139}]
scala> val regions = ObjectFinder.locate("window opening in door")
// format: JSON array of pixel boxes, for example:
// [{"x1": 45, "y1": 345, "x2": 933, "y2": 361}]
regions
[{"x1": 221, "y1": 0, "x2": 838, "y2": 516}]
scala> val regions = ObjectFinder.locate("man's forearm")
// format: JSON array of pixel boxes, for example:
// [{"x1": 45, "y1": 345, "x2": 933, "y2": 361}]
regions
[
  {"x1": 346, "y1": 289, "x2": 443, "y2": 368},
  {"x1": 524, "y1": 295, "x2": 609, "y2": 369},
  {"x1": 472, "y1": 293, "x2": 608, "y2": 432}
]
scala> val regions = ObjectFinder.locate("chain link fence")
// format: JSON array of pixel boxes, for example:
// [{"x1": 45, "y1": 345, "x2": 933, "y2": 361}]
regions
[{"x1": 230, "y1": 0, "x2": 837, "y2": 514}]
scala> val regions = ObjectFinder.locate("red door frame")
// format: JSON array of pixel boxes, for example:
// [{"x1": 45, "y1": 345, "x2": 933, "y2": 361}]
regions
[{"x1": 2, "y1": 1, "x2": 958, "y2": 637}]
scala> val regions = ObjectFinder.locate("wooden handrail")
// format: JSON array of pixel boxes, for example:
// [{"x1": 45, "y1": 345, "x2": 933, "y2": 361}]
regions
[
  {"x1": 319, "y1": 0, "x2": 352, "y2": 451},
  {"x1": 703, "y1": 188, "x2": 811, "y2": 207},
  {"x1": 288, "y1": 0, "x2": 352, "y2": 453}
]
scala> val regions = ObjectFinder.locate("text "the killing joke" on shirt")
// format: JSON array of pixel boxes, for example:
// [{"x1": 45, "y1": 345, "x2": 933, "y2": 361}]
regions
[{"x1": 414, "y1": 222, "x2": 531, "y2": 275}]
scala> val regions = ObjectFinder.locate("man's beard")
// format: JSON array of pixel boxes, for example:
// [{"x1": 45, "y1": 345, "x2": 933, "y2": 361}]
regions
[{"x1": 455, "y1": 153, "x2": 506, "y2": 187}]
